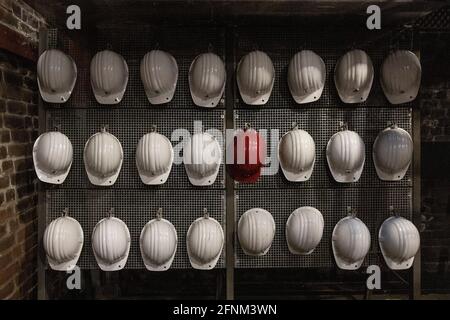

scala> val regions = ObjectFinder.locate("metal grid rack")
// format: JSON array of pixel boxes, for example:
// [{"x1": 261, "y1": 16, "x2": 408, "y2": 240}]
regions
[
  {"x1": 40, "y1": 27, "x2": 227, "y2": 270},
  {"x1": 232, "y1": 27, "x2": 414, "y2": 268}
]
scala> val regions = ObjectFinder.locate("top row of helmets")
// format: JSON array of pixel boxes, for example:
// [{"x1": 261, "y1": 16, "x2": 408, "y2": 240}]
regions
[{"x1": 37, "y1": 48, "x2": 422, "y2": 106}]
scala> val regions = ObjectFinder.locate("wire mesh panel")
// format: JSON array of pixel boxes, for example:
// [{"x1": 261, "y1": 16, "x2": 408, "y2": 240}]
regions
[
  {"x1": 47, "y1": 189, "x2": 225, "y2": 269},
  {"x1": 42, "y1": 27, "x2": 227, "y2": 270},
  {"x1": 233, "y1": 27, "x2": 414, "y2": 268}
]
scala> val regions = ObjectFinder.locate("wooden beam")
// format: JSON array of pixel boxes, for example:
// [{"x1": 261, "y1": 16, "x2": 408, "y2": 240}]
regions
[{"x1": 0, "y1": 23, "x2": 38, "y2": 62}]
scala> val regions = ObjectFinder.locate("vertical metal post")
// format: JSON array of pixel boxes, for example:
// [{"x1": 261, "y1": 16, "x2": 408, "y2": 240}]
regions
[
  {"x1": 411, "y1": 105, "x2": 422, "y2": 300},
  {"x1": 225, "y1": 25, "x2": 235, "y2": 300},
  {"x1": 37, "y1": 28, "x2": 49, "y2": 300}
]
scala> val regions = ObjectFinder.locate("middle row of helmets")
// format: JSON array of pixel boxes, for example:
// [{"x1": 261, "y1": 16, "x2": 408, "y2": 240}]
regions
[
  {"x1": 33, "y1": 123, "x2": 413, "y2": 186},
  {"x1": 38, "y1": 48, "x2": 421, "y2": 106}
]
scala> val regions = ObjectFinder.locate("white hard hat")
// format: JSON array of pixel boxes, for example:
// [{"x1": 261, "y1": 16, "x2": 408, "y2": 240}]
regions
[
  {"x1": 43, "y1": 211, "x2": 83, "y2": 271},
  {"x1": 92, "y1": 215, "x2": 130, "y2": 271},
  {"x1": 326, "y1": 128, "x2": 365, "y2": 183},
  {"x1": 286, "y1": 207, "x2": 324, "y2": 255},
  {"x1": 238, "y1": 208, "x2": 275, "y2": 256},
  {"x1": 288, "y1": 50, "x2": 326, "y2": 104},
  {"x1": 334, "y1": 49, "x2": 374, "y2": 104},
  {"x1": 373, "y1": 124, "x2": 413, "y2": 181},
  {"x1": 186, "y1": 213, "x2": 224, "y2": 270},
  {"x1": 237, "y1": 50, "x2": 275, "y2": 105},
  {"x1": 37, "y1": 49, "x2": 77, "y2": 103},
  {"x1": 136, "y1": 131, "x2": 173, "y2": 185},
  {"x1": 84, "y1": 129, "x2": 123, "y2": 186},
  {"x1": 140, "y1": 50, "x2": 178, "y2": 104},
  {"x1": 90, "y1": 50, "x2": 128, "y2": 104},
  {"x1": 183, "y1": 132, "x2": 221, "y2": 186},
  {"x1": 379, "y1": 215, "x2": 420, "y2": 270},
  {"x1": 381, "y1": 50, "x2": 421, "y2": 105},
  {"x1": 332, "y1": 215, "x2": 371, "y2": 270},
  {"x1": 33, "y1": 131, "x2": 73, "y2": 184},
  {"x1": 278, "y1": 126, "x2": 315, "y2": 182},
  {"x1": 140, "y1": 210, "x2": 177, "y2": 271},
  {"x1": 188, "y1": 53, "x2": 226, "y2": 108}
]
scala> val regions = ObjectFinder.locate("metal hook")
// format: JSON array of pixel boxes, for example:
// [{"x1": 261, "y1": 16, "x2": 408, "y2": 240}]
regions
[
  {"x1": 291, "y1": 122, "x2": 299, "y2": 131},
  {"x1": 108, "y1": 207, "x2": 115, "y2": 217},
  {"x1": 156, "y1": 207, "x2": 163, "y2": 220},
  {"x1": 62, "y1": 208, "x2": 69, "y2": 217},
  {"x1": 101, "y1": 125, "x2": 109, "y2": 132},
  {"x1": 244, "y1": 123, "x2": 252, "y2": 131},
  {"x1": 347, "y1": 206, "x2": 357, "y2": 217},
  {"x1": 207, "y1": 43, "x2": 214, "y2": 53},
  {"x1": 339, "y1": 121, "x2": 348, "y2": 131},
  {"x1": 203, "y1": 208, "x2": 209, "y2": 219},
  {"x1": 387, "y1": 121, "x2": 397, "y2": 129},
  {"x1": 53, "y1": 124, "x2": 61, "y2": 132},
  {"x1": 150, "y1": 125, "x2": 157, "y2": 133}
]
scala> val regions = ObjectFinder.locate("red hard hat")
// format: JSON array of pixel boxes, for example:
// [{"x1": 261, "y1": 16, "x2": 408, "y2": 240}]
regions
[{"x1": 227, "y1": 128, "x2": 266, "y2": 183}]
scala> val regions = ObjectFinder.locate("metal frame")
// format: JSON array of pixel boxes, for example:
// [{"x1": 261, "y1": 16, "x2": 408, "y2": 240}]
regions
[{"x1": 36, "y1": 25, "x2": 423, "y2": 300}]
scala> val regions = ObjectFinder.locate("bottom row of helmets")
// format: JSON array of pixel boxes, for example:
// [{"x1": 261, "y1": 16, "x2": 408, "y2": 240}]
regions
[
  {"x1": 43, "y1": 207, "x2": 420, "y2": 272},
  {"x1": 43, "y1": 209, "x2": 224, "y2": 272}
]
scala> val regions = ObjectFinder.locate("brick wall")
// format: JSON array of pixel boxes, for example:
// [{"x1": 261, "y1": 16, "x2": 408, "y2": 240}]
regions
[{"x1": 0, "y1": 0, "x2": 45, "y2": 299}]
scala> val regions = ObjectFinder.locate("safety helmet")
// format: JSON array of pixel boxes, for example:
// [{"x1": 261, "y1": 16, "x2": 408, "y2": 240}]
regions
[
  {"x1": 136, "y1": 130, "x2": 174, "y2": 185},
  {"x1": 380, "y1": 50, "x2": 421, "y2": 105},
  {"x1": 90, "y1": 50, "x2": 128, "y2": 104},
  {"x1": 238, "y1": 208, "x2": 275, "y2": 256},
  {"x1": 84, "y1": 128, "x2": 123, "y2": 186},
  {"x1": 183, "y1": 132, "x2": 221, "y2": 186},
  {"x1": 286, "y1": 207, "x2": 323, "y2": 255},
  {"x1": 37, "y1": 49, "x2": 77, "y2": 103},
  {"x1": 334, "y1": 49, "x2": 374, "y2": 104},
  {"x1": 188, "y1": 53, "x2": 226, "y2": 108},
  {"x1": 140, "y1": 209, "x2": 177, "y2": 271},
  {"x1": 186, "y1": 211, "x2": 224, "y2": 270},
  {"x1": 237, "y1": 50, "x2": 275, "y2": 105},
  {"x1": 227, "y1": 127, "x2": 266, "y2": 183},
  {"x1": 326, "y1": 127, "x2": 365, "y2": 183},
  {"x1": 43, "y1": 210, "x2": 83, "y2": 271},
  {"x1": 379, "y1": 215, "x2": 420, "y2": 270},
  {"x1": 33, "y1": 131, "x2": 73, "y2": 184},
  {"x1": 332, "y1": 213, "x2": 371, "y2": 270},
  {"x1": 92, "y1": 214, "x2": 130, "y2": 271},
  {"x1": 288, "y1": 50, "x2": 326, "y2": 104},
  {"x1": 278, "y1": 126, "x2": 315, "y2": 182},
  {"x1": 373, "y1": 124, "x2": 413, "y2": 181},
  {"x1": 140, "y1": 50, "x2": 178, "y2": 104}
]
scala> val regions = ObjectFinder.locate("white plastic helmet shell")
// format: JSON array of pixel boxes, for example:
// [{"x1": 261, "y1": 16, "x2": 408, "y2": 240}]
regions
[
  {"x1": 237, "y1": 50, "x2": 275, "y2": 105},
  {"x1": 326, "y1": 129, "x2": 365, "y2": 183},
  {"x1": 188, "y1": 53, "x2": 226, "y2": 108},
  {"x1": 84, "y1": 130, "x2": 123, "y2": 186},
  {"x1": 33, "y1": 131, "x2": 73, "y2": 184},
  {"x1": 286, "y1": 207, "x2": 324, "y2": 255},
  {"x1": 379, "y1": 216, "x2": 420, "y2": 270},
  {"x1": 90, "y1": 50, "x2": 128, "y2": 104},
  {"x1": 373, "y1": 125, "x2": 413, "y2": 181},
  {"x1": 183, "y1": 133, "x2": 221, "y2": 186},
  {"x1": 381, "y1": 50, "x2": 421, "y2": 105},
  {"x1": 37, "y1": 49, "x2": 77, "y2": 103},
  {"x1": 186, "y1": 216, "x2": 224, "y2": 270},
  {"x1": 140, "y1": 50, "x2": 178, "y2": 104},
  {"x1": 334, "y1": 49, "x2": 374, "y2": 104},
  {"x1": 43, "y1": 215, "x2": 83, "y2": 271},
  {"x1": 136, "y1": 132, "x2": 174, "y2": 185},
  {"x1": 238, "y1": 208, "x2": 275, "y2": 256},
  {"x1": 332, "y1": 216, "x2": 371, "y2": 270},
  {"x1": 92, "y1": 216, "x2": 130, "y2": 271},
  {"x1": 278, "y1": 127, "x2": 315, "y2": 182},
  {"x1": 288, "y1": 50, "x2": 326, "y2": 104},
  {"x1": 140, "y1": 217, "x2": 177, "y2": 271}
]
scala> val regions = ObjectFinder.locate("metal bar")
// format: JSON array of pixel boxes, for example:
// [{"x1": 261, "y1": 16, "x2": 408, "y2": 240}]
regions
[
  {"x1": 225, "y1": 25, "x2": 236, "y2": 301},
  {"x1": 411, "y1": 102, "x2": 422, "y2": 300},
  {"x1": 37, "y1": 27, "x2": 49, "y2": 300}
]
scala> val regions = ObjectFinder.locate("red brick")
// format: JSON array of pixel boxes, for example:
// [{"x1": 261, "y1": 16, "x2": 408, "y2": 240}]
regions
[
  {"x1": 7, "y1": 100, "x2": 27, "y2": 115},
  {"x1": 0, "y1": 174, "x2": 10, "y2": 188},
  {"x1": 16, "y1": 184, "x2": 34, "y2": 198},
  {"x1": 0, "y1": 130, "x2": 11, "y2": 143},
  {"x1": 0, "y1": 234, "x2": 15, "y2": 252},
  {"x1": 2, "y1": 160, "x2": 13, "y2": 172},
  {"x1": 27, "y1": 103, "x2": 37, "y2": 116},
  {"x1": 0, "y1": 261, "x2": 18, "y2": 285},
  {"x1": 0, "y1": 192, "x2": 4, "y2": 206},
  {"x1": 3, "y1": 114, "x2": 24, "y2": 129},
  {"x1": 11, "y1": 130, "x2": 29, "y2": 143},
  {"x1": 0, "y1": 146, "x2": 6, "y2": 160},
  {"x1": 0, "y1": 251, "x2": 12, "y2": 270},
  {"x1": 5, "y1": 189, "x2": 15, "y2": 202},
  {"x1": 13, "y1": 158, "x2": 33, "y2": 172},
  {"x1": 16, "y1": 196, "x2": 36, "y2": 213},
  {"x1": 0, "y1": 99, "x2": 5, "y2": 112},
  {"x1": 0, "y1": 206, "x2": 14, "y2": 225}
]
